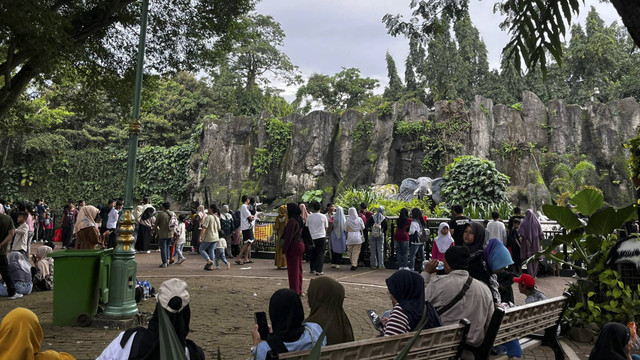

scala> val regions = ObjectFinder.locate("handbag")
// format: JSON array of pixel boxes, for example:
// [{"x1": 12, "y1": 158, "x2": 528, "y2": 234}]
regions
[{"x1": 52, "y1": 228, "x2": 62, "y2": 242}]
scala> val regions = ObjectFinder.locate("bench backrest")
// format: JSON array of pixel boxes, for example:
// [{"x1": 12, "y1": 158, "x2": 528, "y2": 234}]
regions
[
  {"x1": 279, "y1": 320, "x2": 471, "y2": 360},
  {"x1": 494, "y1": 295, "x2": 568, "y2": 345},
  {"x1": 466, "y1": 294, "x2": 569, "y2": 358}
]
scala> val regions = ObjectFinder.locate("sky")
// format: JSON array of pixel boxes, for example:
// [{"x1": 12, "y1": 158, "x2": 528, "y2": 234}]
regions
[{"x1": 254, "y1": 0, "x2": 622, "y2": 100}]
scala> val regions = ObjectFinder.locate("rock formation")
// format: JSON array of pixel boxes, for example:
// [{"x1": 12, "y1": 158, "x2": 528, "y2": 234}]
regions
[{"x1": 190, "y1": 92, "x2": 640, "y2": 209}]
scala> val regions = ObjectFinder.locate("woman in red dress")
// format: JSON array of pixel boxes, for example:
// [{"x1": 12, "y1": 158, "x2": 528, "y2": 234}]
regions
[{"x1": 282, "y1": 203, "x2": 305, "y2": 295}]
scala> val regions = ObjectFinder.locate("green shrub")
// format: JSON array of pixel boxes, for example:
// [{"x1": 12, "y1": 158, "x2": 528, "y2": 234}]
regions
[
  {"x1": 335, "y1": 188, "x2": 380, "y2": 210},
  {"x1": 369, "y1": 197, "x2": 432, "y2": 217},
  {"x1": 439, "y1": 155, "x2": 510, "y2": 207}
]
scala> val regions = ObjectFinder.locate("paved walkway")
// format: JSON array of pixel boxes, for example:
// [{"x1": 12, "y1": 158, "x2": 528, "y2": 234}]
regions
[{"x1": 0, "y1": 245, "x2": 597, "y2": 359}]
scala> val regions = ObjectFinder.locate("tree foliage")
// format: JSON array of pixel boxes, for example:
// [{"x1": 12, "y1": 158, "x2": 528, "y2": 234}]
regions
[
  {"x1": 383, "y1": 0, "x2": 640, "y2": 76},
  {"x1": 383, "y1": 52, "x2": 405, "y2": 101},
  {"x1": 0, "y1": 0, "x2": 255, "y2": 121},
  {"x1": 294, "y1": 68, "x2": 379, "y2": 113}
]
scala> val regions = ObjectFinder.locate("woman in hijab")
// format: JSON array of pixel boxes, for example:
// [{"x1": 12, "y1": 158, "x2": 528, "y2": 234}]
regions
[
  {"x1": 74, "y1": 205, "x2": 102, "y2": 249},
  {"x1": 98, "y1": 278, "x2": 204, "y2": 360},
  {"x1": 590, "y1": 323, "x2": 636, "y2": 360},
  {"x1": 282, "y1": 203, "x2": 305, "y2": 295},
  {"x1": 366, "y1": 206, "x2": 388, "y2": 269},
  {"x1": 251, "y1": 288, "x2": 325, "y2": 359},
  {"x1": 33, "y1": 246, "x2": 54, "y2": 291},
  {"x1": 330, "y1": 206, "x2": 347, "y2": 269},
  {"x1": 345, "y1": 207, "x2": 365, "y2": 271},
  {"x1": 518, "y1": 209, "x2": 544, "y2": 277},
  {"x1": 394, "y1": 208, "x2": 412, "y2": 270},
  {"x1": 462, "y1": 222, "x2": 492, "y2": 288},
  {"x1": 0, "y1": 252, "x2": 33, "y2": 296},
  {"x1": 383, "y1": 270, "x2": 425, "y2": 336},
  {"x1": 299, "y1": 204, "x2": 309, "y2": 224},
  {"x1": 305, "y1": 277, "x2": 354, "y2": 345},
  {"x1": 274, "y1": 205, "x2": 288, "y2": 269},
  {"x1": 0, "y1": 308, "x2": 75, "y2": 360},
  {"x1": 485, "y1": 238, "x2": 516, "y2": 303},
  {"x1": 432, "y1": 222, "x2": 454, "y2": 262}
]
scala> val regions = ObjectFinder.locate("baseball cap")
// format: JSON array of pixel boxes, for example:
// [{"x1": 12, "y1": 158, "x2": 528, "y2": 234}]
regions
[{"x1": 513, "y1": 274, "x2": 535, "y2": 288}]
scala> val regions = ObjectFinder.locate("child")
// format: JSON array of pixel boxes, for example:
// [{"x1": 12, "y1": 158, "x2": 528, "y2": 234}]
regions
[
  {"x1": 174, "y1": 215, "x2": 187, "y2": 264},
  {"x1": 214, "y1": 235, "x2": 229, "y2": 269},
  {"x1": 11, "y1": 212, "x2": 29, "y2": 255},
  {"x1": 43, "y1": 211, "x2": 53, "y2": 242},
  {"x1": 506, "y1": 218, "x2": 522, "y2": 274}
]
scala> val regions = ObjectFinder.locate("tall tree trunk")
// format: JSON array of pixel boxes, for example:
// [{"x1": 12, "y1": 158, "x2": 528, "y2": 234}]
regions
[{"x1": 0, "y1": 60, "x2": 41, "y2": 123}]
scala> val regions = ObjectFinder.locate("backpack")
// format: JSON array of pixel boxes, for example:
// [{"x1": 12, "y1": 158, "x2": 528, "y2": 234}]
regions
[
  {"x1": 420, "y1": 227, "x2": 431, "y2": 243},
  {"x1": 167, "y1": 211, "x2": 178, "y2": 231},
  {"x1": 220, "y1": 215, "x2": 233, "y2": 235},
  {"x1": 232, "y1": 210, "x2": 242, "y2": 230},
  {"x1": 371, "y1": 216, "x2": 383, "y2": 238},
  {"x1": 185, "y1": 218, "x2": 193, "y2": 232}
]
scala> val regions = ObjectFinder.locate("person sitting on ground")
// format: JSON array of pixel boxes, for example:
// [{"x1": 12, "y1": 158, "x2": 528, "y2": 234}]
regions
[
  {"x1": 305, "y1": 277, "x2": 354, "y2": 345},
  {"x1": 423, "y1": 246, "x2": 494, "y2": 353},
  {"x1": 513, "y1": 274, "x2": 547, "y2": 304},
  {"x1": 432, "y1": 222, "x2": 454, "y2": 262},
  {"x1": 98, "y1": 278, "x2": 204, "y2": 360},
  {"x1": 0, "y1": 252, "x2": 33, "y2": 296},
  {"x1": 74, "y1": 206, "x2": 105, "y2": 250},
  {"x1": 32, "y1": 245, "x2": 54, "y2": 291},
  {"x1": 0, "y1": 307, "x2": 75, "y2": 359},
  {"x1": 382, "y1": 270, "x2": 430, "y2": 336},
  {"x1": 590, "y1": 322, "x2": 640, "y2": 360},
  {"x1": 250, "y1": 288, "x2": 326, "y2": 360},
  {"x1": 11, "y1": 212, "x2": 29, "y2": 255}
]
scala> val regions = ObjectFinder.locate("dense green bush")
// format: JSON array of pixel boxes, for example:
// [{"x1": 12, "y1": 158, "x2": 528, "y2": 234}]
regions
[{"x1": 439, "y1": 155, "x2": 510, "y2": 207}]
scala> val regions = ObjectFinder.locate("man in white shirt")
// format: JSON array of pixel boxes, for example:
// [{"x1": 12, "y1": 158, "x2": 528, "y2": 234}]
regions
[
  {"x1": 235, "y1": 195, "x2": 254, "y2": 265},
  {"x1": 106, "y1": 201, "x2": 122, "y2": 249},
  {"x1": 486, "y1": 211, "x2": 507, "y2": 244},
  {"x1": 306, "y1": 201, "x2": 328, "y2": 275}
]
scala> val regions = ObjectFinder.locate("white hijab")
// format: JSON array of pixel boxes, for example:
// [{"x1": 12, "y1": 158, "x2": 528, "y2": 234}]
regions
[
  {"x1": 333, "y1": 206, "x2": 346, "y2": 236},
  {"x1": 434, "y1": 222, "x2": 454, "y2": 253},
  {"x1": 346, "y1": 207, "x2": 361, "y2": 231}
]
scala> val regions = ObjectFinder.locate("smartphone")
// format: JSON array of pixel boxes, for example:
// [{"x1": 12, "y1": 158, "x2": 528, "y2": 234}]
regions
[
  {"x1": 367, "y1": 310, "x2": 384, "y2": 332},
  {"x1": 255, "y1": 311, "x2": 269, "y2": 340}
]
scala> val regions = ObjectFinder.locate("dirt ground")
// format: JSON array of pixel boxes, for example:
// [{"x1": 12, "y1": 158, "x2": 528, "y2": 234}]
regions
[{"x1": 0, "y1": 245, "x2": 588, "y2": 359}]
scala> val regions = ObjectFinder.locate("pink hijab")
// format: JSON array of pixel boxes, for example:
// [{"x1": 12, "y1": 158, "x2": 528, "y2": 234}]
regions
[
  {"x1": 299, "y1": 204, "x2": 309, "y2": 223},
  {"x1": 518, "y1": 209, "x2": 544, "y2": 241}
]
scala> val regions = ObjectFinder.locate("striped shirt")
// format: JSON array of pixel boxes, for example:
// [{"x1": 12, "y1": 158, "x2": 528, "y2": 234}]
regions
[{"x1": 384, "y1": 304, "x2": 411, "y2": 336}]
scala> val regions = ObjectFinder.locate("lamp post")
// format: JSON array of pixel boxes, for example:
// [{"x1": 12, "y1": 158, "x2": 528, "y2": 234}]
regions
[{"x1": 103, "y1": 0, "x2": 149, "y2": 318}]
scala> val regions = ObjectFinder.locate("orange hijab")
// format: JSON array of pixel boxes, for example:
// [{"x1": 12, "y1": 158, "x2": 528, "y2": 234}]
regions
[{"x1": 0, "y1": 308, "x2": 75, "y2": 360}]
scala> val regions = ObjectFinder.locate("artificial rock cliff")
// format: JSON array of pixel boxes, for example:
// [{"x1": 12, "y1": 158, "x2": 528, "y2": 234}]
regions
[{"x1": 190, "y1": 91, "x2": 640, "y2": 209}]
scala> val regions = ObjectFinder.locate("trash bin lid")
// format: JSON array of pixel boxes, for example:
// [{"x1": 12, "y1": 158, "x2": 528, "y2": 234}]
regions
[{"x1": 48, "y1": 249, "x2": 114, "y2": 258}]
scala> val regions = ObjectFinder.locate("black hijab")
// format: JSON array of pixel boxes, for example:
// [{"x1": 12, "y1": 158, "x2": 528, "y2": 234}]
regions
[
  {"x1": 122, "y1": 298, "x2": 203, "y2": 360},
  {"x1": 463, "y1": 222, "x2": 486, "y2": 254},
  {"x1": 397, "y1": 208, "x2": 409, "y2": 229},
  {"x1": 385, "y1": 270, "x2": 425, "y2": 331},
  {"x1": 590, "y1": 323, "x2": 630, "y2": 360},
  {"x1": 267, "y1": 288, "x2": 306, "y2": 354},
  {"x1": 287, "y1": 203, "x2": 303, "y2": 228}
]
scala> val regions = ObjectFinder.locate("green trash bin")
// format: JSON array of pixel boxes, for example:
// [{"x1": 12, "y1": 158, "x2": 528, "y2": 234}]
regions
[{"x1": 48, "y1": 249, "x2": 113, "y2": 326}]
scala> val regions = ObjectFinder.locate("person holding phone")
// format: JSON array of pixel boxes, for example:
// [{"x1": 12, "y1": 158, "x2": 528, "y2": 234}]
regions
[{"x1": 250, "y1": 289, "x2": 326, "y2": 360}]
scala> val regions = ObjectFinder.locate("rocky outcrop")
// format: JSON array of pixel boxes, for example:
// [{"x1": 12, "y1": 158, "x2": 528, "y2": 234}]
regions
[{"x1": 192, "y1": 92, "x2": 640, "y2": 209}]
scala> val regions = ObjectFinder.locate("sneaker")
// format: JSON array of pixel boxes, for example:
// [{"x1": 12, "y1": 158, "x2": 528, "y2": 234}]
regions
[
  {"x1": 215, "y1": 266, "x2": 220, "y2": 270},
  {"x1": 331, "y1": 264, "x2": 336, "y2": 269},
  {"x1": 8, "y1": 293, "x2": 23, "y2": 300},
  {"x1": 378, "y1": 266, "x2": 386, "y2": 270},
  {"x1": 350, "y1": 266, "x2": 357, "y2": 271},
  {"x1": 177, "y1": 258, "x2": 186, "y2": 264},
  {"x1": 335, "y1": 265, "x2": 340, "y2": 269},
  {"x1": 316, "y1": 272, "x2": 324, "y2": 276},
  {"x1": 159, "y1": 263, "x2": 167, "y2": 268},
  {"x1": 146, "y1": 250, "x2": 151, "y2": 254}
]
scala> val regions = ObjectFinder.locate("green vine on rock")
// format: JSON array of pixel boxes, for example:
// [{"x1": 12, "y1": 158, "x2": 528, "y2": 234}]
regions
[
  {"x1": 352, "y1": 119, "x2": 373, "y2": 144},
  {"x1": 253, "y1": 118, "x2": 292, "y2": 175}
]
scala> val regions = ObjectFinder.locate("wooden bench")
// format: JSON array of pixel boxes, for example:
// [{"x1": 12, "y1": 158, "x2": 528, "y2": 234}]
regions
[
  {"x1": 279, "y1": 319, "x2": 471, "y2": 360},
  {"x1": 465, "y1": 294, "x2": 570, "y2": 360}
]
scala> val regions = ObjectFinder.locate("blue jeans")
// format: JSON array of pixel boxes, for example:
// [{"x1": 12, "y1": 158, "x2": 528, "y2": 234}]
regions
[
  {"x1": 370, "y1": 236, "x2": 384, "y2": 268},
  {"x1": 0, "y1": 281, "x2": 32, "y2": 296},
  {"x1": 175, "y1": 243, "x2": 185, "y2": 260},
  {"x1": 396, "y1": 241, "x2": 409, "y2": 269},
  {"x1": 199, "y1": 242, "x2": 216, "y2": 262},
  {"x1": 215, "y1": 248, "x2": 228, "y2": 267},
  {"x1": 409, "y1": 243, "x2": 425, "y2": 271},
  {"x1": 159, "y1": 238, "x2": 171, "y2": 265}
]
